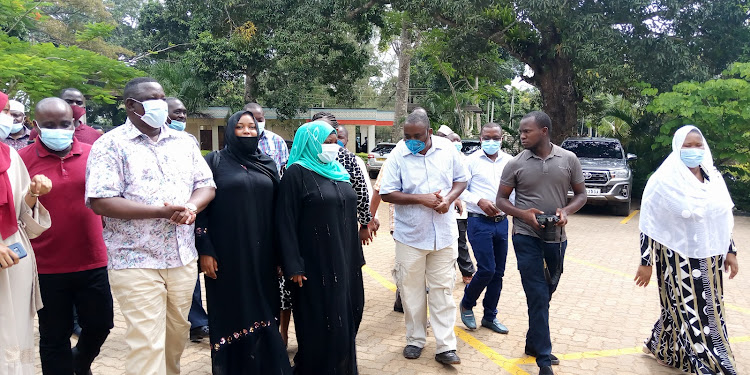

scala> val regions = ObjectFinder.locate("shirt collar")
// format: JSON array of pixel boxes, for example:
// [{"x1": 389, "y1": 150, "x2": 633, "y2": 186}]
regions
[
  {"x1": 34, "y1": 137, "x2": 83, "y2": 159},
  {"x1": 122, "y1": 118, "x2": 172, "y2": 142},
  {"x1": 525, "y1": 143, "x2": 562, "y2": 160}
]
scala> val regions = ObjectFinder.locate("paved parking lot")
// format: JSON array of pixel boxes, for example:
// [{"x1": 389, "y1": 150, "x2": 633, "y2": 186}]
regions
[{"x1": 35, "y1": 203, "x2": 750, "y2": 374}]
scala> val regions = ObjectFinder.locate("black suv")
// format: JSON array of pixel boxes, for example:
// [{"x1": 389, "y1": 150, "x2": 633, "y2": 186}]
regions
[{"x1": 561, "y1": 137, "x2": 637, "y2": 216}]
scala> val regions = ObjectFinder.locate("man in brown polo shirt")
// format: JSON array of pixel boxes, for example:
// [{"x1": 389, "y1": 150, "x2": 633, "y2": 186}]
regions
[{"x1": 495, "y1": 111, "x2": 587, "y2": 375}]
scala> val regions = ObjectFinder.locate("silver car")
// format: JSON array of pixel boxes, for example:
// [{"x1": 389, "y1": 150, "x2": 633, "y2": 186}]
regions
[
  {"x1": 366, "y1": 143, "x2": 397, "y2": 179},
  {"x1": 561, "y1": 137, "x2": 637, "y2": 216}
]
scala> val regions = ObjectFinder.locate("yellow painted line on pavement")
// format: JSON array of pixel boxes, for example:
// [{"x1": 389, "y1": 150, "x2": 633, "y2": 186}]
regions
[
  {"x1": 567, "y1": 256, "x2": 632, "y2": 279},
  {"x1": 620, "y1": 209, "x2": 639, "y2": 224},
  {"x1": 361, "y1": 265, "x2": 530, "y2": 375},
  {"x1": 567, "y1": 257, "x2": 750, "y2": 315}
]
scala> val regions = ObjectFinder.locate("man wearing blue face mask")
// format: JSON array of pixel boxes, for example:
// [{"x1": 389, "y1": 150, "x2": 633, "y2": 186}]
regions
[
  {"x1": 379, "y1": 111, "x2": 467, "y2": 365},
  {"x1": 166, "y1": 97, "x2": 187, "y2": 132},
  {"x1": 85, "y1": 77, "x2": 216, "y2": 375},
  {"x1": 457, "y1": 123, "x2": 514, "y2": 335},
  {"x1": 18, "y1": 98, "x2": 113, "y2": 375},
  {"x1": 2, "y1": 100, "x2": 30, "y2": 150}
]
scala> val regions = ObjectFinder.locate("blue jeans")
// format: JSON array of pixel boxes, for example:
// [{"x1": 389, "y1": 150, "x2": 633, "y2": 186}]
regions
[
  {"x1": 512, "y1": 234, "x2": 567, "y2": 368},
  {"x1": 461, "y1": 217, "x2": 508, "y2": 320},
  {"x1": 188, "y1": 275, "x2": 208, "y2": 329}
]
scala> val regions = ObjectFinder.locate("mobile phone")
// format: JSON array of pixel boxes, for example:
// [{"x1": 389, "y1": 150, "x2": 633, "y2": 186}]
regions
[{"x1": 7, "y1": 243, "x2": 27, "y2": 259}]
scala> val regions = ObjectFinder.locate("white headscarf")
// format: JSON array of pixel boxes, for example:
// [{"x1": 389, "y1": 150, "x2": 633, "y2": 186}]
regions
[{"x1": 639, "y1": 125, "x2": 734, "y2": 259}]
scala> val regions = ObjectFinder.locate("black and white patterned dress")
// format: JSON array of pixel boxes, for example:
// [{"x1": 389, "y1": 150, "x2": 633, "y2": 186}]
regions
[
  {"x1": 337, "y1": 148, "x2": 372, "y2": 226},
  {"x1": 640, "y1": 233, "x2": 738, "y2": 374}
]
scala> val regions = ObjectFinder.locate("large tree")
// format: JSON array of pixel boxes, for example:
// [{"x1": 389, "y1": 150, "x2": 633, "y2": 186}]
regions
[
  {"x1": 136, "y1": 0, "x2": 379, "y2": 119},
  {"x1": 352, "y1": 0, "x2": 750, "y2": 143}
]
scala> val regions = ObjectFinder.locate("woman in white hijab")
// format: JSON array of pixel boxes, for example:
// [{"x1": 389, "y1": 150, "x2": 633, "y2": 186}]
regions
[{"x1": 635, "y1": 125, "x2": 739, "y2": 374}]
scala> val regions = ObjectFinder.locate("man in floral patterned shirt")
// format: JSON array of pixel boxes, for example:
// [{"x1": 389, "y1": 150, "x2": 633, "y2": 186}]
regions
[{"x1": 85, "y1": 77, "x2": 216, "y2": 375}]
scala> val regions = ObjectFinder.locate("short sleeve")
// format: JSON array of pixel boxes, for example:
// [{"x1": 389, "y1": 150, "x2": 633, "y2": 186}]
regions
[
  {"x1": 190, "y1": 141, "x2": 216, "y2": 190},
  {"x1": 500, "y1": 160, "x2": 517, "y2": 188},
  {"x1": 451, "y1": 148, "x2": 467, "y2": 183},
  {"x1": 570, "y1": 154, "x2": 584, "y2": 185},
  {"x1": 85, "y1": 138, "x2": 124, "y2": 206},
  {"x1": 378, "y1": 154, "x2": 402, "y2": 195}
]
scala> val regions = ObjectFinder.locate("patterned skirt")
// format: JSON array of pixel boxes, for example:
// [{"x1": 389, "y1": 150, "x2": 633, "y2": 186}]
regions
[{"x1": 644, "y1": 242, "x2": 737, "y2": 374}]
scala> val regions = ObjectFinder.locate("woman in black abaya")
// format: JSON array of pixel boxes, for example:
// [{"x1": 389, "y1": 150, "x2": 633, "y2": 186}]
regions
[
  {"x1": 195, "y1": 110, "x2": 291, "y2": 375},
  {"x1": 276, "y1": 121, "x2": 365, "y2": 375}
]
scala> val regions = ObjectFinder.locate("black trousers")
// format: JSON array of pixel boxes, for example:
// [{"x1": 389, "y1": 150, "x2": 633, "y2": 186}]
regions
[
  {"x1": 38, "y1": 267, "x2": 114, "y2": 375},
  {"x1": 457, "y1": 219, "x2": 476, "y2": 277}
]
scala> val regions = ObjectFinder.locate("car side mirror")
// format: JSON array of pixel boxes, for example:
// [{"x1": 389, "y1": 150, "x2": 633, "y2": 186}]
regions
[{"x1": 626, "y1": 153, "x2": 637, "y2": 161}]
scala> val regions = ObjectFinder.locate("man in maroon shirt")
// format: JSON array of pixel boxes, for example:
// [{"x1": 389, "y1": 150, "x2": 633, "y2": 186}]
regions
[
  {"x1": 29, "y1": 88, "x2": 101, "y2": 145},
  {"x1": 18, "y1": 97, "x2": 113, "y2": 375}
]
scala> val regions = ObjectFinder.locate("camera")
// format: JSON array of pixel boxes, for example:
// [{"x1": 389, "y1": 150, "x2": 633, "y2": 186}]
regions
[{"x1": 536, "y1": 214, "x2": 560, "y2": 242}]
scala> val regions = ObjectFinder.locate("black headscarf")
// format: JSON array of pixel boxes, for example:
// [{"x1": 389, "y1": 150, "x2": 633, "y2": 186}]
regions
[{"x1": 222, "y1": 110, "x2": 280, "y2": 185}]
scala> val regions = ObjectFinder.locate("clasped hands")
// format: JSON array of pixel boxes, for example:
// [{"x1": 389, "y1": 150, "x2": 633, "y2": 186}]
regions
[
  {"x1": 421, "y1": 191, "x2": 452, "y2": 214},
  {"x1": 161, "y1": 203, "x2": 196, "y2": 225}
]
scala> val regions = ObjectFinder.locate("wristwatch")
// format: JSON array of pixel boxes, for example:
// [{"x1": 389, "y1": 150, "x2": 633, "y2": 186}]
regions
[{"x1": 185, "y1": 203, "x2": 198, "y2": 214}]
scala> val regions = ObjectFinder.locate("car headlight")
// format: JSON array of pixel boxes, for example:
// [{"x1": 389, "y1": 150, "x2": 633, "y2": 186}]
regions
[{"x1": 610, "y1": 168, "x2": 630, "y2": 179}]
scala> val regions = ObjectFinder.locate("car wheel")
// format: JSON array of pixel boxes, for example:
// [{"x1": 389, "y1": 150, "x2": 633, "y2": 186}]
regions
[
  {"x1": 369, "y1": 171, "x2": 378, "y2": 179},
  {"x1": 615, "y1": 201, "x2": 631, "y2": 216}
]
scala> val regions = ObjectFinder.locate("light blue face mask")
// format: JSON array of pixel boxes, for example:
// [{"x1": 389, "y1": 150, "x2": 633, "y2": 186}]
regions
[
  {"x1": 39, "y1": 128, "x2": 75, "y2": 151},
  {"x1": 10, "y1": 121, "x2": 24, "y2": 134},
  {"x1": 0, "y1": 113, "x2": 13, "y2": 139},
  {"x1": 405, "y1": 139, "x2": 426, "y2": 155},
  {"x1": 168, "y1": 120, "x2": 186, "y2": 131},
  {"x1": 680, "y1": 148, "x2": 704, "y2": 168},
  {"x1": 453, "y1": 142, "x2": 462, "y2": 152},
  {"x1": 482, "y1": 140, "x2": 501, "y2": 155}
]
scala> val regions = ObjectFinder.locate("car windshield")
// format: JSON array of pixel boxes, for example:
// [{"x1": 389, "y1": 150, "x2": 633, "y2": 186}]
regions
[
  {"x1": 372, "y1": 144, "x2": 395, "y2": 154},
  {"x1": 562, "y1": 141, "x2": 623, "y2": 159}
]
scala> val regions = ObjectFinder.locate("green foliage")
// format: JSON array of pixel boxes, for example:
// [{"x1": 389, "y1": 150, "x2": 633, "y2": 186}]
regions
[
  {"x1": 647, "y1": 62, "x2": 750, "y2": 168},
  {"x1": 356, "y1": 152, "x2": 369, "y2": 163},
  {"x1": 0, "y1": 32, "x2": 142, "y2": 107},
  {"x1": 147, "y1": 60, "x2": 209, "y2": 114}
]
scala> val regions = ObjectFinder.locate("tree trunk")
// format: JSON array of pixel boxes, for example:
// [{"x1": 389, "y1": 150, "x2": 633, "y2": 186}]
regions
[
  {"x1": 529, "y1": 57, "x2": 579, "y2": 144},
  {"x1": 244, "y1": 68, "x2": 257, "y2": 104},
  {"x1": 392, "y1": 21, "x2": 413, "y2": 141}
]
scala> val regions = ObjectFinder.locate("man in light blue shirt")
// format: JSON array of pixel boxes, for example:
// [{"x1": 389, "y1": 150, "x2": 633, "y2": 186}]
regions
[
  {"x1": 380, "y1": 111, "x2": 467, "y2": 365},
  {"x1": 458, "y1": 123, "x2": 513, "y2": 335}
]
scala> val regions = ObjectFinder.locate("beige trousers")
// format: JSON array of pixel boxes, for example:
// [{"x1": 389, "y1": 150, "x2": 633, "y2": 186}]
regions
[
  {"x1": 108, "y1": 259, "x2": 197, "y2": 375},
  {"x1": 393, "y1": 241, "x2": 458, "y2": 354}
]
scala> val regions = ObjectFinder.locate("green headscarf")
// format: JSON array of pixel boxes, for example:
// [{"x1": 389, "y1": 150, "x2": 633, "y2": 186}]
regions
[{"x1": 288, "y1": 121, "x2": 351, "y2": 183}]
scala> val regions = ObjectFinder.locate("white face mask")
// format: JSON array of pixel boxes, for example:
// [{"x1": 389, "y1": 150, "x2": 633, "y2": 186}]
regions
[
  {"x1": 131, "y1": 99, "x2": 169, "y2": 129},
  {"x1": 318, "y1": 143, "x2": 340, "y2": 163},
  {"x1": 0, "y1": 113, "x2": 14, "y2": 139},
  {"x1": 256, "y1": 120, "x2": 265, "y2": 134}
]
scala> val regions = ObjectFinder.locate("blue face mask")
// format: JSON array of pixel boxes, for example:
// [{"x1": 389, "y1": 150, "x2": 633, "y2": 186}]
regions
[
  {"x1": 39, "y1": 128, "x2": 74, "y2": 151},
  {"x1": 482, "y1": 140, "x2": 501, "y2": 155},
  {"x1": 680, "y1": 148, "x2": 704, "y2": 168},
  {"x1": 10, "y1": 122, "x2": 24, "y2": 134},
  {"x1": 405, "y1": 139, "x2": 426, "y2": 155},
  {"x1": 337, "y1": 140, "x2": 345, "y2": 147},
  {"x1": 168, "y1": 120, "x2": 186, "y2": 131}
]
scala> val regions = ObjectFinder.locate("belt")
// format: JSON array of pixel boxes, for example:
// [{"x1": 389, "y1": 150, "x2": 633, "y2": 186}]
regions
[{"x1": 467, "y1": 212, "x2": 507, "y2": 222}]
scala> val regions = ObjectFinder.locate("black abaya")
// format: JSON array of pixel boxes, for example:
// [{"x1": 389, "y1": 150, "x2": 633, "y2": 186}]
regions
[
  {"x1": 195, "y1": 111, "x2": 291, "y2": 375},
  {"x1": 276, "y1": 163, "x2": 365, "y2": 375}
]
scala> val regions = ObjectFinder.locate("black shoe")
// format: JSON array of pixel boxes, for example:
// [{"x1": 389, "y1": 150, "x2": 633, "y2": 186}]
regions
[
  {"x1": 539, "y1": 366, "x2": 554, "y2": 375},
  {"x1": 525, "y1": 347, "x2": 560, "y2": 365},
  {"x1": 394, "y1": 290, "x2": 404, "y2": 313},
  {"x1": 71, "y1": 347, "x2": 93, "y2": 375},
  {"x1": 403, "y1": 345, "x2": 423, "y2": 359},
  {"x1": 190, "y1": 326, "x2": 209, "y2": 342},
  {"x1": 435, "y1": 350, "x2": 460, "y2": 365}
]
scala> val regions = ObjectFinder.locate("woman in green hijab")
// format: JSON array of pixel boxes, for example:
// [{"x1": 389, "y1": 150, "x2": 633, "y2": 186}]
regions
[{"x1": 276, "y1": 121, "x2": 365, "y2": 375}]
